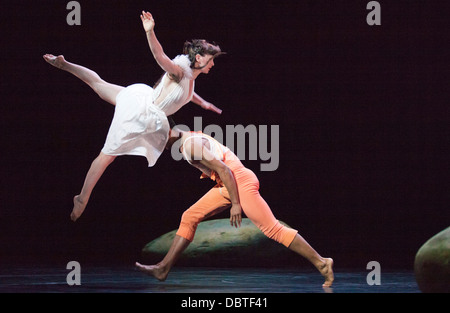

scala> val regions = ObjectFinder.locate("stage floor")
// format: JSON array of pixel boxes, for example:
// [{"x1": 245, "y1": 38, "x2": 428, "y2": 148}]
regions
[{"x1": 0, "y1": 265, "x2": 419, "y2": 293}]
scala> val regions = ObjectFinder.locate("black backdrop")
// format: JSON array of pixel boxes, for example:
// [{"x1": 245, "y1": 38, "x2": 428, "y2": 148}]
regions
[{"x1": 0, "y1": 0, "x2": 449, "y2": 270}]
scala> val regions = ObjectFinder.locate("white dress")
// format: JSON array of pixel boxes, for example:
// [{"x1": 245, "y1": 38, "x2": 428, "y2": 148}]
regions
[{"x1": 101, "y1": 55, "x2": 194, "y2": 166}]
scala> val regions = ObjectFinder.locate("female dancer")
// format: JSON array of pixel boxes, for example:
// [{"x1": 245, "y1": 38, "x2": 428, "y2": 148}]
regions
[
  {"x1": 43, "y1": 11, "x2": 224, "y2": 221},
  {"x1": 136, "y1": 128, "x2": 334, "y2": 287}
]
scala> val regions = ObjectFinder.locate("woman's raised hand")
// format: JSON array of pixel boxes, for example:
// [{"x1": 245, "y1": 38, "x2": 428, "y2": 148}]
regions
[{"x1": 140, "y1": 11, "x2": 155, "y2": 33}]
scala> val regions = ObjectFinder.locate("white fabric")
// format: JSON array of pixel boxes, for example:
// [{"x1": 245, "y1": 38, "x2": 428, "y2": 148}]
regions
[
  {"x1": 101, "y1": 55, "x2": 195, "y2": 166},
  {"x1": 152, "y1": 55, "x2": 195, "y2": 116},
  {"x1": 172, "y1": 54, "x2": 194, "y2": 80}
]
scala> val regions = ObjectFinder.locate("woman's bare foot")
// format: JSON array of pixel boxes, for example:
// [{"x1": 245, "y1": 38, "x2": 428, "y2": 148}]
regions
[
  {"x1": 319, "y1": 258, "x2": 334, "y2": 287},
  {"x1": 71, "y1": 195, "x2": 86, "y2": 222},
  {"x1": 135, "y1": 262, "x2": 169, "y2": 282},
  {"x1": 43, "y1": 54, "x2": 66, "y2": 69}
]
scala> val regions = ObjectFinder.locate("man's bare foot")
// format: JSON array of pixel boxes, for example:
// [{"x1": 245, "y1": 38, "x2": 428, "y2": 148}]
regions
[
  {"x1": 320, "y1": 258, "x2": 334, "y2": 287},
  {"x1": 43, "y1": 54, "x2": 66, "y2": 69},
  {"x1": 71, "y1": 195, "x2": 86, "y2": 222},
  {"x1": 135, "y1": 262, "x2": 169, "y2": 282}
]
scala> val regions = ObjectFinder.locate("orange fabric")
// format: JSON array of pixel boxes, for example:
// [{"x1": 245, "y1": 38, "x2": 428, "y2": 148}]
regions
[{"x1": 176, "y1": 150, "x2": 298, "y2": 248}]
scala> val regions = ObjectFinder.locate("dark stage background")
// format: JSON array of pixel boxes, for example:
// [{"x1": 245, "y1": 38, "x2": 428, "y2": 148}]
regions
[{"x1": 0, "y1": 0, "x2": 449, "y2": 270}]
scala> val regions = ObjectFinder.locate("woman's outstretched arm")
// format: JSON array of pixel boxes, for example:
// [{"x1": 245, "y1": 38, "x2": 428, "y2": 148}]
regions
[
  {"x1": 140, "y1": 11, "x2": 184, "y2": 80},
  {"x1": 191, "y1": 92, "x2": 223, "y2": 114}
]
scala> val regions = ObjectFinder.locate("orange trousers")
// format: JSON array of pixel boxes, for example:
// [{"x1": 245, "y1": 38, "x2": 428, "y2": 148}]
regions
[{"x1": 176, "y1": 157, "x2": 298, "y2": 248}]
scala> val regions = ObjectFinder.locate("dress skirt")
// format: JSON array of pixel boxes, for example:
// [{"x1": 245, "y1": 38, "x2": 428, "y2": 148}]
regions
[{"x1": 101, "y1": 83, "x2": 170, "y2": 167}]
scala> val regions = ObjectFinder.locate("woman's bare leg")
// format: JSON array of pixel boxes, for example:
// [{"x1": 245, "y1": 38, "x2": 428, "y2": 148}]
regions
[
  {"x1": 288, "y1": 234, "x2": 334, "y2": 287},
  {"x1": 43, "y1": 54, "x2": 124, "y2": 105},
  {"x1": 43, "y1": 54, "x2": 123, "y2": 220},
  {"x1": 135, "y1": 235, "x2": 191, "y2": 281},
  {"x1": 71, "y1": 152, "x2": 116, "y2": 222}
]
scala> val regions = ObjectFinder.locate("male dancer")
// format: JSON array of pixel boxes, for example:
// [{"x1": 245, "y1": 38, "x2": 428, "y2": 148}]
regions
[{"x1": 136, "y1": 127, "x2": 334, "y2": 287}]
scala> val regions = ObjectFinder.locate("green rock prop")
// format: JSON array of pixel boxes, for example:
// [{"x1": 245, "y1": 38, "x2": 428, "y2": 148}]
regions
[
  {"x1": 142, "y1": 218, "x2": 299, "y2": 267},
  {"x1": 414, "y1": 226, "x2": 450, "y2": 293}
]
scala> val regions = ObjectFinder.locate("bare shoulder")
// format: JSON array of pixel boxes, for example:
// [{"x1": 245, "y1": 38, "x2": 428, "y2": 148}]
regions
[{"x1": 182, "y1": 136, "x2": 204, "y2": 160}]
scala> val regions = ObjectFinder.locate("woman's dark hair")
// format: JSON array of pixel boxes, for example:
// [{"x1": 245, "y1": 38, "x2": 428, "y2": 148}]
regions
[
  {"x1": 183, "y1": 39, "x2": 225, "y2": 69},
  {"x1": 153, "y1": 39, "x2": 224, "y2": 87}
]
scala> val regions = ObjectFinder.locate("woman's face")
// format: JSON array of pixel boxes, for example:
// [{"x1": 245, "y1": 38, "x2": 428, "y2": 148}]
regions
[{"x1": 195, "y1": 54, "x2": 215, "y2": 73}]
